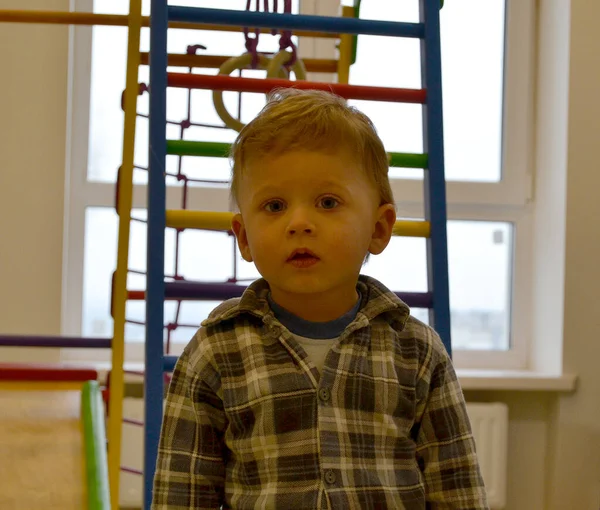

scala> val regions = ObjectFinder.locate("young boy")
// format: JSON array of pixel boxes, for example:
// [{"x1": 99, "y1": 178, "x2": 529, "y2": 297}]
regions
[{"x1": 152, "y1": 89, "x2": 488, "y2": 509}]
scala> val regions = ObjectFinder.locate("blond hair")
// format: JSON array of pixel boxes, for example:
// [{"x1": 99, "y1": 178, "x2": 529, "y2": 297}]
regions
[{"x1": 229, "y1": 88, "x2": 394, "y2": 209}]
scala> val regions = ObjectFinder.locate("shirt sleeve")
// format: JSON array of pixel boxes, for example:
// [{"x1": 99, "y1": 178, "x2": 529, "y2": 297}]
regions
[
  {"x1": 414, "y1": 334, "x2": 490, "y2": 509},
  {"x1": 151, "y1": 342, "x2": 227, "y2": 510}
]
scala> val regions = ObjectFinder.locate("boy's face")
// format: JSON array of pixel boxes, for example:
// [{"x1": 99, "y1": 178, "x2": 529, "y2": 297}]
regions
[{"x1": 232, "y1": 150, "x2": 396, "y2": 319}]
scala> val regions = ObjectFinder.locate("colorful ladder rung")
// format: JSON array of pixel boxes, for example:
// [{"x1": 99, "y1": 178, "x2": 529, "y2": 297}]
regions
[
  {"x1": 0, "y1": 10, "x2": 343, "y2": 38},
  {"x1": 163, "y1": 209, "x2": 431, "y2": 237},
  {"x1": 128, "y1": 282, "x2": 434, "y2": 309},
  {"x1": 139, "y1": 52, "x2": 340, "y2": 73},
  {"x1": 0, "y1": 335, "x2": 111, "y2": 348},
  {"x1": 0, "y1": 363, "x2": 98, "y2": 381},
  {"x1": 165, "y1": 140, "x2": 429, "y2": 169},
  {"x1": 167, "y1": 6, "x2": 425, "y2": 38},
  {"x1": 167, "y1": 73, "x2": 427, "y2": 103}
]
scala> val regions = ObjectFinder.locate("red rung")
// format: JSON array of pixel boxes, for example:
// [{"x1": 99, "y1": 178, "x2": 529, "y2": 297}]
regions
[
  {"x1": 102, "y1": 388, "x2": 110, "y2": 405},
  {"x1": 167, "y1": 73, "x2": 427, "y2": 104},
  {"x1": 123, "y1": 418, "x2": 144, "y2": 426},
  {"x1": 127, "y1": 290, "x2": 145, "y2": 300},
  {"x1": 0, "y1": 363, "x2": 97, "y2": 382},
  {"x1": 124, "y1": 369, "x2": 145, "y2": 376},
  {"x1": 121, "y1": 466, "x2": 143, "y2": 475}
]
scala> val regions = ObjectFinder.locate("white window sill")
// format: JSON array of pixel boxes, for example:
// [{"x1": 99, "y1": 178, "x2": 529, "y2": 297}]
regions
[{"x1": 457, "y1": 369, "x2": 578, "y2": 392}]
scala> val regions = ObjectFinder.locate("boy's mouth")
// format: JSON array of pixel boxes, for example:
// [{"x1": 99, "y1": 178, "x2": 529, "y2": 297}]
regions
[{"x1": 287, "y1": 249, "x2": 320, "y2": 267}]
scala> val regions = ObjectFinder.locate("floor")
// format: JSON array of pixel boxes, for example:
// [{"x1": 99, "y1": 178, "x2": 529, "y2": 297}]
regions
[{"x1": 0, "y1": 390, "x2": 85, "y2": 509}]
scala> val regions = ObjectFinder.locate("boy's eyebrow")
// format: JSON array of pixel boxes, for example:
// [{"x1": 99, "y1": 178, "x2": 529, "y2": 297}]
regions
[
  {"x1": 251, "y1": 185, "x2": 280, "y2": 198},
  {"x1": 252, "y1": 181, "x2": 351, "y2": 199}
]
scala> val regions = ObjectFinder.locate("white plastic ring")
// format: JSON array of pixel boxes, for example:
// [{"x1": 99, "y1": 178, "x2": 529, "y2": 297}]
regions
[{"x1": 212, "y1": 52, "x2": 288, "y2": 132}]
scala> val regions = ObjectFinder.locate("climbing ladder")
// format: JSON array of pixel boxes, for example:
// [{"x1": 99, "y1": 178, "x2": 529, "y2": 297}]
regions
[{"x1": 144, "y1": 1, "x2": 450, "y2": 508}]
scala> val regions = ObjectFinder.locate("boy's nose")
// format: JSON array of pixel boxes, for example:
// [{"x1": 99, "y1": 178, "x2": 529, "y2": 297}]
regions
[{"x1": 285, "y1": 207, "x2": 315, "y2": 236}]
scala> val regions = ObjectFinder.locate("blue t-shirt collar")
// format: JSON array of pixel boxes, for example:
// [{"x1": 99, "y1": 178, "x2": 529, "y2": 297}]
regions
[{"x1": 267, "y1": 291, "x2": 362, "y2": 339}]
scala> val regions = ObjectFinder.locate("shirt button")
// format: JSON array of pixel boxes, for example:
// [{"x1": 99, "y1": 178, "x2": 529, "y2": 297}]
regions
[
  {"x1": 318, "y1": 388, "x2": 331, "y2": 402},
  {"x1": 325, "y1": 470, "x2": 337, "y2": 484}
]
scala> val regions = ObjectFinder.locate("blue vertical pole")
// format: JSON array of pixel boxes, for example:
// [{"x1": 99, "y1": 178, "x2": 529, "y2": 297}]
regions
[
  {"x1": 146, "y1": 0, "x2": 168, "y2": 508},
  {"x1": 420, "y1": 0, "x2": 452, "y2": 356}
]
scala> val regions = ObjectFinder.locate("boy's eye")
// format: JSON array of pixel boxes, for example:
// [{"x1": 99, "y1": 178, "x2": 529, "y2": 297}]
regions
[
  {"x1": 319, "y1": 197, "x2": 339, "y2": 210},
  {"x1": 264, "y1": 200, "x2": 285, "y2": 213}
]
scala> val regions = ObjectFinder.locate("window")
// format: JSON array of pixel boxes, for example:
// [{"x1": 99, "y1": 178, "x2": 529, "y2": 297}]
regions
[{"x1": 63, "y1": 0, "x2": 536, "y2": 369}]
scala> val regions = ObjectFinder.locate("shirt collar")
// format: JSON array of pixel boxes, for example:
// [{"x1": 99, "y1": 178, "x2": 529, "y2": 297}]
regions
[
  {"x1": 266, "y1": 292, "x2": 362, "y2": 339},
  {"x1": 201, "y1": 275, "x2": 410, "y2": 332}
]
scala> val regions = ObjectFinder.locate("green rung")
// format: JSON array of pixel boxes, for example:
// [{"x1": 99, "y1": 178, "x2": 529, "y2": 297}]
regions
[
  {"x1": 166, "y1": 140, "x2": 428, "y2": 169},
  {"x1": 388, "y1": 151, "x2": 428, "y2": 169},
  {"x1": 166, "y1": 140, "x2": 231, "y2": 158}
]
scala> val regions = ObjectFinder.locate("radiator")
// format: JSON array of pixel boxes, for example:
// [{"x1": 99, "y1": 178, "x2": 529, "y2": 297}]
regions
[
  {"x1": 466, "y1": 402, "x2": 509, "y2": 509},
  {"x1": 119, "y1": 399, "x2": 509, "y2": 508}
]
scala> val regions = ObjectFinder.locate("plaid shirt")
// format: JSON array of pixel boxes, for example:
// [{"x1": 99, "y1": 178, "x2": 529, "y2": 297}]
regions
[{"x1": 152, "y1": 275, "x2": 488, "y2": 509}]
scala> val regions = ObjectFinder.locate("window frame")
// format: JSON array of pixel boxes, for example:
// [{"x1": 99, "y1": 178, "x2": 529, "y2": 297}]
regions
[{"x1": 62, "y1": 0, "x2": 537, "y2": 370}]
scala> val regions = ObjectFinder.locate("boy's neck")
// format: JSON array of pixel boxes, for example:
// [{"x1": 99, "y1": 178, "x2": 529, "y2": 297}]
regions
[{"x1": 268, "y1": 286, "x2": 360, "y2": 323}]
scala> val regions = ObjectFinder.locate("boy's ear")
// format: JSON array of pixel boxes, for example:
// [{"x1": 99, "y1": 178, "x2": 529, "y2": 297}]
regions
[
  {"x1": 231, "y1": 213, "x2": 253, "y2": 262},
  {"x1": 368, "y1": 204, "x2": 396, "y2": 255}
]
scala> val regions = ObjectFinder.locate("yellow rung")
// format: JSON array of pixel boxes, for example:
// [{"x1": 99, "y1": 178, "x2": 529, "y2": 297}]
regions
[
  {"x1": 166, "y1": 210, "x2": 233, "y2": 231},
  {"x1": 393, "y1": 220, "x2": 430, "y2": 238},
  {"x1": 0, "y1": 381, "x2": 85, "y2": 391},
  {"x1": 165, "y1": 210, "x2": 430, "y2": 238},
  {"x1": 0, "y1": 10, "x2": 340, "y2": 38}
]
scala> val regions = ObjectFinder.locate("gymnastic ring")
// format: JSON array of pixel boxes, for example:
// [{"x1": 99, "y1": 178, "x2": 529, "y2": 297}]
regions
[
  {"x1": 213, "y1": 52, "x2": 288, "y2": 132},
  {"x1": 266, "y1": 50, "x2": 307, "y2": 90}
]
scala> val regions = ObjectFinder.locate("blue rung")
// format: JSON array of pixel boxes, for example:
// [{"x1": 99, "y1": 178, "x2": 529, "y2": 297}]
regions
[
  {"x1": 162, "y1": 280, "x2": 434, "y2": 309},
  {"x1": 167, "y1": 7, "x2": 425, "y2": 38},
  {"x1": 163, "y1": 355, "x2": 178, "y2": 373}
]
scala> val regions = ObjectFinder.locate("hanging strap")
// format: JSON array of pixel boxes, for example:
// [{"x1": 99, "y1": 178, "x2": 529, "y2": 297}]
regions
[
  {"x1": 243, "y1": 0, "x2": 261, "y2": 68},
  {"x1": 277, "y1": 0, "x2": 297, "y2": 66}
]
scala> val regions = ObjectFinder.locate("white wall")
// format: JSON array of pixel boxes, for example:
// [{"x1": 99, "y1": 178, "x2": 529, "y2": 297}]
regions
[
  {"x1": 465, "y1": 2, "x2": 600, "y2": 508},
  {"x1": 0, "y1": 0, "x2": 69, "y2": 363},
  {"x1": 546, "y1": 0, "x2": 600, "y2": 507},
  {"x1": 1, "y1": 1, "x2": 599, "y2": 508}
]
